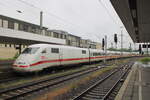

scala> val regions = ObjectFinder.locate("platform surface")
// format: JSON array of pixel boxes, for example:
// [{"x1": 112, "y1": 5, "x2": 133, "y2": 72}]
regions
[{"x1": 116, "y1": 63, "x2": 150, "y2": 100}]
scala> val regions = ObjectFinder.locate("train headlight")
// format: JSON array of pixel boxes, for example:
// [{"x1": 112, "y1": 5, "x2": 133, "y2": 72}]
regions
[{"x1": 18, "y1": 62, "x2": 26, "y2": 64}]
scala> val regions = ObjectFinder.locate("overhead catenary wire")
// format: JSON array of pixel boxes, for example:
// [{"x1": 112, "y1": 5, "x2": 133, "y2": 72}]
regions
[
  {"x1": 0, "y1": 0, "x2": 40, "y2": 24},
  {"x1": 0, "y1": 0, "x2": 128, "y2": 45},
  {"x1": 17, "y1": 0, "x2": 91, "y2": 37},
  {"x1": 17, "y1": 0, "x2": 85, "y2": 30},
  {"x1": 98, "y1": 0, "x2": 121, "y2": 28},
  {"x1": 0, "y1": 0, "x2": 87, "y2": 37}
]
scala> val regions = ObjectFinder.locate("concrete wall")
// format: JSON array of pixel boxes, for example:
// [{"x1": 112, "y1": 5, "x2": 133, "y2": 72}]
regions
[{"x1": 0, "y1": 47, "x2": 18, "y2": 59}]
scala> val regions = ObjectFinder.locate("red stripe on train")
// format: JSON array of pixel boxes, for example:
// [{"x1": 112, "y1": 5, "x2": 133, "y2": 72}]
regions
[{"x1": 16, "y1": 56, "x2": 119, "y2": 68}]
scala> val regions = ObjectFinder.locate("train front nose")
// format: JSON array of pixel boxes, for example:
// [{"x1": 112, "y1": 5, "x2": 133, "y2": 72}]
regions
[
  {"x1": 13, "y1": 55, "x2": 31, "y2": 72},
  {"x1": 13, "y1": 60, "x2": 30, "y2": 72}
]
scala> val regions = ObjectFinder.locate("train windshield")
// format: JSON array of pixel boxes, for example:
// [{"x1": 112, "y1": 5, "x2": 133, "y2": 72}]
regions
[{"x1": 22, "y1": 47, "x2": 39, "y2": 54}]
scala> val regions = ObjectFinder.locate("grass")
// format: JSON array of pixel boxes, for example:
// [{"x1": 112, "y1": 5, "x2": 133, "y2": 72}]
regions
[
  {"x1": 140, "y1": 57, "x2": 150, "y2": 64},
  {"x1": 0, "y1": 58, "x2": 15, "y2": 61}
]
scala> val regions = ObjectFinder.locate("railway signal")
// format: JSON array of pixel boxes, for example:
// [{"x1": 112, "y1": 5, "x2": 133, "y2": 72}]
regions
[
  {"x1": 139, "y1": 44, "x2": 142, "y2": 54},
  {"x1": 114, "y1": 34, "x2": 118, "y2": 44},
  {"x1": 102, "y1": 38, "x2": 105, "y2": 50},
  {"x1": 114, "y1": 34, "x2": 118, "y2": 49}
]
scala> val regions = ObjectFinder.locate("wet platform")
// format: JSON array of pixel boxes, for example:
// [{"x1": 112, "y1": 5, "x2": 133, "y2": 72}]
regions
[{"x1": 115, "y1": 62, "x2": 150, "y2": 100}]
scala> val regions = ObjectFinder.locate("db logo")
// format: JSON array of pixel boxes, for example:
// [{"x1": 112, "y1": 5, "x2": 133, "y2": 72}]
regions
[{"x1": 41, "y1": 56, "x2": 46, "y2": 59}]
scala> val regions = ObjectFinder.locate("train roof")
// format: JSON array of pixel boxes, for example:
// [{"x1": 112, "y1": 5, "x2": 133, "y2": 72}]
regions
[
  {"x1": 28, "y1": 44, "x2": 106, "y2": 53},
  {"x1": 28, "y1": 44, "x2": 88, "y2": 50}
]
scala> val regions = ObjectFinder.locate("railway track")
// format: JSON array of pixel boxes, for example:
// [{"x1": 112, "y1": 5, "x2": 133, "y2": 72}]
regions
[
  {"x1": 72, "y1": 62, "x2": 133, "y2": 100},
  {"x1": 0, "y1": 58, "x2": 133, "y2": 85},
  {"x1": 0, "y1": 65, "x2": 105, "y2": 100},
  {"x1": 0, "y1": 77, "x2": 21, "y2": 84},
  {"x1": 0, "y1": 63, "x2": 99, "y2": 84},
  {"x1": 0, "y1": 63, "x2": 104, "y2": 86},
  {"x1": 0, "y1": 71, "x2": 21, "y2": 84},
  {"x1": 0, "y1": 58, "x2": 135, "y2": 100}
]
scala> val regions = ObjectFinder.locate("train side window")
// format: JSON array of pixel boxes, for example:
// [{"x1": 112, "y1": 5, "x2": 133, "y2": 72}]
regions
[
  {"x1": 82, "y1": 50, "x2": 86, "y2": 54},
  {"x1": 93, "y1": 52, "x2": 97, "y2": 56},
  {"x1": 51, "y1": 48, "x2": 59, "y2": 53},
  {"x1": 41, "y1": 49, "x2": 46, "y2": 53}
]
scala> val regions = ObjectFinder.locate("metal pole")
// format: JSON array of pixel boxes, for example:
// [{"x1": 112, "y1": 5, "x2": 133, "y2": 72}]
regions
[
  {"x1": 146, "y1": 43, "x2": 148, "y2": 55},
  {"x1": 104, "y1": 35, "x2": 107, "y2": 63},
  {"x1": 19, "y1": 44, "x2": 21, "y2": 54},
  {"x1": 134, "y1": 43, "x2": 136, "y2": 51},
  {"x1": 40, "y1": 11, "x2": 43, "y2": 35},
  {"x1": 120, "y1": 27, "x2": 123, "y2": 55},
  {"x1": 129, "y1": 43, "x2": 131, "y2": 54}
]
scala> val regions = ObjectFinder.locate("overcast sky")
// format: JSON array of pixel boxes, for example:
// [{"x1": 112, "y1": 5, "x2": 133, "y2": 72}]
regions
[{"x1": 0, "y1": 0, "x2": 136, "y2": 49}]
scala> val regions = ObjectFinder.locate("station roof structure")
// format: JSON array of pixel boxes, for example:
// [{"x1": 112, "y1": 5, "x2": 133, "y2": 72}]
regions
[
  {"x1": 0, "y1": 27, "x2": 66, "y2": 45},
  {"x1": 110, "y1": 0, "x2": 150, "y2": 43}
]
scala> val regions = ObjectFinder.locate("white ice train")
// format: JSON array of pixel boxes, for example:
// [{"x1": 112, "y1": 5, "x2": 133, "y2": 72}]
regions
[{"x1": 13, "y1": 44, "x2": 138, "y2": 72}]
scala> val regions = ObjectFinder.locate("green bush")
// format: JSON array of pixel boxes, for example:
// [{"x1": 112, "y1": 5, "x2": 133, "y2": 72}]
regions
[
  {"x1": 140, "y1": 57, "x2": 150, "y2": 64},
  {"x1": 13, "y1": 52, "x2": 19, "y2": 59}
]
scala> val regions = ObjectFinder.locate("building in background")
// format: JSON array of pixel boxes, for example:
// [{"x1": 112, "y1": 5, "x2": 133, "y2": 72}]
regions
[
  {"x1": 0, "y1": 15, "x2": 48, "y2": 35},
  {"x1": 67, "y1": 34, "x2": 81, "y2": 47},
  {"x1": 80, "y1": 39, "x2": 89, "y2": 48},
  {"x1": 46, "y1": 29, "x2": 81, "y2": 47},
  {"x1": 0, "y1": 15, "x2": 101, "y2": 58},
  {"x1": 80, "y1": 39, "x2": 101, "y2": 49},
  {"x1": 95, "y1": 42, "x2": 102, "y2": 49}
]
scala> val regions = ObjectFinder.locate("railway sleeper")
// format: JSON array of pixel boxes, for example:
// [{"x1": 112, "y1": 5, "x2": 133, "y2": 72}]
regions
[
  {"x1": 93, "y1": 86, "x2": 104, "y2": 90},
  {"x1": 21, "y1": 88, "x2": 32, "y2": 92},
  {"x1": 90, "y1": 90, "x2": 101, "y2": 93},
  {"x1": 88, "y1": 92, "x2": 105, "y2": 96},
  {"x1": 15, "y1": 90, "x2": 25, "y2": 93},
  {"x1": 1, "y1": 94, "x2": 12, "y2": 99},
  {"x1": 85, "y1": 94, "x2": 104, "y2": 99},
  {"x1": 82, "y1": 95, "x2": 102, "y2": 100},
  {"x1": 81, "y1": 97, "x2": 99, "y2": 100},
  {"x1": 8, "y1": 92, "x2": 19, "y2": 95}
]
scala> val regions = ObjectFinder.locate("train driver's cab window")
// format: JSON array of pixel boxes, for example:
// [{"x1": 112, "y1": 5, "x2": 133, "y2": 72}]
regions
[
  {"x1": 51, "y1": 48, "x2": 59, "y2": 53},
  {"x1": 22, "y1": 47, "x2": 39, "y2": 54},
  {"x1": 41, "y1": 49, "x2": 46, "y2": 53},
  {"x1": 82, "y1": 50, "x2": 86, "y2": 54}
]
